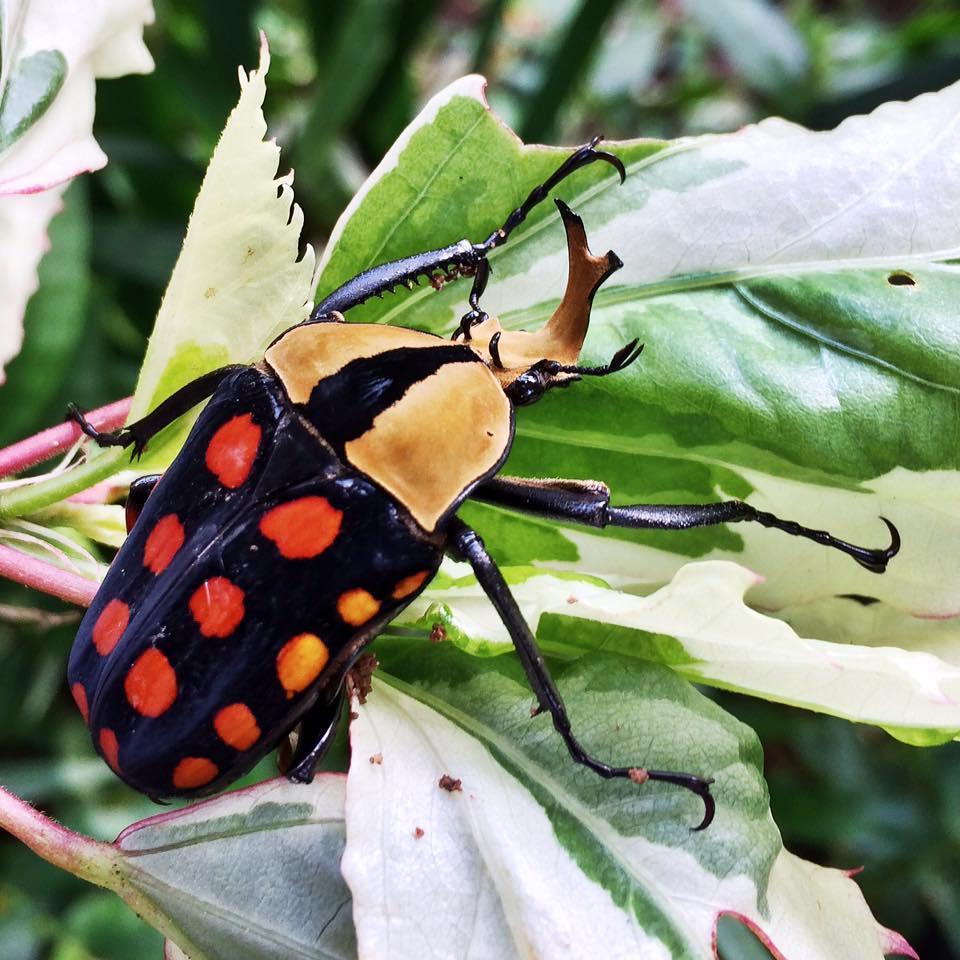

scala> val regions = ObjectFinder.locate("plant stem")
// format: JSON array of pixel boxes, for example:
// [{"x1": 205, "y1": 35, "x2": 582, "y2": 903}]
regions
[
  {"x1": 0, "y1": 544, "x2": 98, "y2": 606},
  {"x1": 0, "y1": 400, "x2": 132, "y2": 600},
  {"x1": 0, "y1": 398, "x2": 130, "y2": 478},
  {"x1": 0, "y1": 787, "x2": 116, "y2": 886},
  {"x1": 0, "y1": 449, "x2": 127, "y2": 520},
  {"x1": 0, "y1": 788, "x2": 210, "y2": 957}
]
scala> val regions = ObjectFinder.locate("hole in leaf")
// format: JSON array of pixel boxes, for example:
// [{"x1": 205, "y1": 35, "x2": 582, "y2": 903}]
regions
[
  {"x1": 716, "y1": 916, "x2": 776, "y2": 960},
  {"x1": 887, "y1": 271, "x2": 916, "y2": 286}
]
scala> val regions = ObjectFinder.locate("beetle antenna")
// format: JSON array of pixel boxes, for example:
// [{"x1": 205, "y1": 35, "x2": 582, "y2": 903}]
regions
[{"x1": 554, "y1": 339, "x2": 644, "y2": 378}]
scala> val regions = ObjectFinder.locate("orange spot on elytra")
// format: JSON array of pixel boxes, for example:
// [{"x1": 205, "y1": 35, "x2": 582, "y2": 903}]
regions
[
  {"x1": 172, "y1": 756, "x2": 219, "y2": 790},
  {"x1": 337, "y1": 588, "x2": 381, "y2": 627},
  {"x1": 92, "y1": 598, "x2": 129, "y2": 656},
  {"x1": 205, "y1": 413, "x2": 261, "y2": 489},
  {"x1": 392, "y1": 570, "x2": 430, "y2": 600},
  {"x1": 259, "y1": 496, "x2": 342, "y2": 559},
  {"x1": 189, "y1": 577, "x2": 245, "y2": 638},
  {"x1": 125, "y1": 648, "x2": 178, "y2": 717},
  {"x1": 214, "y1": 702, "x2": 261, "y2": 751},
  {"x1": 71, "y1": 683, "x2": 89, "y2": 724},
  {"x1": 143, "y1": 514, "x2": 185, "y2": 574},
  {"x1": 276, "y1": 633, "x2": 329, "y2": 698},
  {"x1": 99, "y1": 728, "x2": 120, "y2": 771}
]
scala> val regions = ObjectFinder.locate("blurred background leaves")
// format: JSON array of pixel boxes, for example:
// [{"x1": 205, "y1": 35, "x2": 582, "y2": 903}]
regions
[{"x1": 2, "y1": 1, "x2": 959, "y2": 957}]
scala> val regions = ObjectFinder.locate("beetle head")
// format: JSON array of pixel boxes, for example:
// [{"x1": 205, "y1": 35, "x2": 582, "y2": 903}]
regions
[{"x1": 465, "y1": 199, "x2": 625, "y2": 404}]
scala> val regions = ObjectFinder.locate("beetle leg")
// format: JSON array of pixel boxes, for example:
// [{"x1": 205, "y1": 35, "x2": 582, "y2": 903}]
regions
[
  {"x1": 286, "y1": 691, "x2": 346, "y2": 783},
  {"x1": 452, "y1": 259, "x2": 491, "y2": 341},
  {"x1": 312, "y1": 138, "x2": 625, "y2": 324},
  {"x1": 472, "y1": 476, "x2": 901, "y2": 574},
  {"x1": 311, "y1": 241, "x2": 479, "y2": 319},
  {"x1": 447, "y1": 516, "x2": 715, "y2": 831},
  {"x1": 474, "y1": 136, "x2": 626, "y2": 256},
  {"x1": 125, "y1": 474, "x2": 162, "y2": 533},
  {"x1": 67, "y1": 365, "x2": 246, "y2": 458},
  {"x1": 301, "y1": 310, "x2": 345, "y2": 325}
]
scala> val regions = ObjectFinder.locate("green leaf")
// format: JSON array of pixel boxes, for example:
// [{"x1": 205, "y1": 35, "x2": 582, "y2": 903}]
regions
[
  {"x1": 314, "y1": 75, "x2": 959, "y2": 628},
  {"x1": 112, "y1": 778, "x2": 355, "y2": 960},
  {"x1": 345, "y1": 642, "x2": 911, "y2": 959},
  {"x1": 314, "y1": 77, "x2": 665, "y2": 327}
]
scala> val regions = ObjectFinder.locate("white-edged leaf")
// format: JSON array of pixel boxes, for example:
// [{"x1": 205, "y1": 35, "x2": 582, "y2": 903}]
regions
[
  {"x1": 484, "y1": 84, "x2": 960, "y2": 620},
  {"x1": 486, "y1": 83, "x2": 960, "y2": 313},
  {"x1": 401, "y1": 561, "x2": 960, "y2": 743},
  {"x1": 0, "y1": 35, "x2": 314, "y2": 514},
  {"x1": 0, "y1": 60, "x2": 938, "y2": 960},
  {"x1": 127, "y1": 35, "x2": 315, "y2": 455},
  {"x1": 468, "y1": 466, "x2": 955, "y2": 618},
  {"x1": 115, "y1": 777, "x2": 355, "y2": 960},
  {"x1": 777, "y1": 592, "x2": 960, "y2": 666},
  {"x1": 0, "y1": 0, "x2": 154, "y2": 192},
  {"x1": 313, "y1": 76, "x2": 960, "y2": 627},
  {"x1": 344, "y1": 650, "x2": 914, "y2": 960},
  {"x1": 0, "y1": 183, "x2": 63, "y2": 381},
  {"x1": 313, "y1": 74, "x2": 488, "y2": 287},
  {"x1": 0, "y1": 0, "x2": 154, "y2": 381}
]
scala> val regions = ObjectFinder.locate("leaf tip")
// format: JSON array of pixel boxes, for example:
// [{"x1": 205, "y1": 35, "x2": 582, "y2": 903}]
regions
[
  {"x1": 255, "y1": 30, "x2": 271, "y2": 75},
  {"x1": 881, "y1": 928, "x2": 919, "y2": 960},
  {"x1": 238, "y1": 31, "x2": 270, "y2": 89}
]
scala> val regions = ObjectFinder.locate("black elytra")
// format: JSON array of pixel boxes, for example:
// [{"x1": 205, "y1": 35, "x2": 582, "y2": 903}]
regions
[{"x1": 67, "y1": 140, "x2": 900, "y2": 831}]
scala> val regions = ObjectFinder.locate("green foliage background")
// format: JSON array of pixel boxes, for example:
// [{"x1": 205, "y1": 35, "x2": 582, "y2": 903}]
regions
[{"x1": 2, "y1": 2, "x2": 959, "y2": 957}]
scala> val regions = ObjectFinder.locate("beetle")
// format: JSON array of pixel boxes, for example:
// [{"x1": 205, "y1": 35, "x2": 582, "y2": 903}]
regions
[{"x1": 67, "y1": 139, "x2": 899, "y2": 831}]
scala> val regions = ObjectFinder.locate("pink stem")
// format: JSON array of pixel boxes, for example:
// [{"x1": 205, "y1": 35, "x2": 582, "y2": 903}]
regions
[
  {"x1": 69, "y1": 480, "x2": 120, "y2": 505},
  {"x1": 0, "y1": 545, "x2": 97, "y2": 607},
  {"x1": 0, "y1": 398, "x2": 131, "y2": 478},
  {"x1": 0, "y1": 786, "x2": 114, "y2": 884}
]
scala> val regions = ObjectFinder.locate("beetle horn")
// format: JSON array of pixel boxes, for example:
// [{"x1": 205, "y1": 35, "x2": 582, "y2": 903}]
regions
[
  {"x1": 538, "y1": 199, "x2": 623, "y2": 364},
  {"x1": 468, "y1": 199, "x2": 622, "y2": 386}
]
